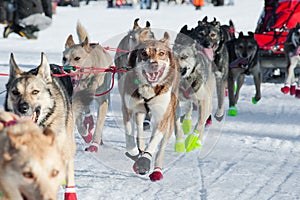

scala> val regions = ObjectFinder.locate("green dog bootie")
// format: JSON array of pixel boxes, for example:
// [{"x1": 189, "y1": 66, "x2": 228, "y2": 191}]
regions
[
  {"x1": 228, "y1": 106, "x2": 237, "y2": 116},
  {"x1": 185, "y1": 130, "x2": 201, "y2": 152},
  {"x1": 175, "y1": 138, "x2": 185, "y2": 153},
  {"x1": 182, "y1": 114, "x2": 192, "y2": 135},
  {"x1": 0, "y1": 191, "x2": 3, "y2": 197},
  {"x1": 252, "y1": 97, "x2": 258, "y2": 104}
]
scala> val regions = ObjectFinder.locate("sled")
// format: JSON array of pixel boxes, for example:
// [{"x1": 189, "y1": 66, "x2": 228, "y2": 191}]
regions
[{"x1": 254, "y1": 0, "x2": 300, "y2": 82}]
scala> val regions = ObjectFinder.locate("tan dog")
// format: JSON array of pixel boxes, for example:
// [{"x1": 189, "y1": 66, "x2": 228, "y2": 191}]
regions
[
  {"x1": 118, "y1": 32, "x2": 179, "y2": 181},
  {"x1": 63, "y1": 22, "x2": 113, "y2": 152},
  {"x1": 0, "y1": 111, "x2": 66, "y2": 200},
  {"x1": 5, "y1": 53, "x2": 77, "y2": 199}
]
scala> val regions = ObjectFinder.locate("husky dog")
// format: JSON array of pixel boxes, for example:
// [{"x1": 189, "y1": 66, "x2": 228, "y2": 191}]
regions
[
  {"x1": 0, "y1": 113, "x2": 66, "y2": 200},
  {"x1": 114, "y1": 18, "x2": 155, "y2": 130},
  {"x1": 226, "y1": 31, "x2": 261, "y2": 116},
  {"x1": 173, "y1": 25, "x2": 216, "y2": 153},
  {"x1": 192, "y1": 16, "x2": 230, "y2": 121},
  {"x1": 4, "y1": 53, "x2": 78, "y2": 198},
  {"x1": 63, "y1": 22, "x2": 113, "y2": 152},
  {"x1": 281, "y1": 23, "x2": 300, "y2": 98},
  {"x1": 118, "y1": 32, "x2": 179, "y2": 181}
]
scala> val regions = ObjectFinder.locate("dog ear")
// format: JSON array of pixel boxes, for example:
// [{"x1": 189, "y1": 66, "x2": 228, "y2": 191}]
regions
[
  {"x1": 133, "y1": 18, "x2": 140, "y2": 30},
  {"x1": 180, "y1": 25, "x2": 188, "y2": 34},
  {"x1": 37, "y1": 53, "x2": 52, "y2": 84},
  {"x1": 160, "y1": 32, "x2": 170, "y2": 45},
  {"x1": 248, "y1": 31, "x2": 254, "y2": 37},
  {"x1": 81, "y1": 37, "x2": 91, "y2": 52},
  {"x1": 202, "y1": 16, "x2": 208, "y2": 23},
  {"x1": 9, "y1": 53, "x2": 23, "y2": 81},
  {"x1": 43, "y1": 128, "x2": 56, "y2": 145},
  {"x1": 146, "y1": 21, "x2": 151, "y2": 28},
  {"x1": 65, "y1": 35, "x2": 75, "y2": 49},
  {"x1": 239, "y1": 31, "x2": 244, "y2": 37},
  {"x1": 139, "y1": 30, "x2": 152, "y2": 42}
]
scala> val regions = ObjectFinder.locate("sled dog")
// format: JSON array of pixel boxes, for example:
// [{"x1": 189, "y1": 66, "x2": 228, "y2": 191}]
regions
[
  {"x1": 118, "y1": 32, "x2": 179, "y2": 181},
  {"x1": 173, "y1": 25, "x2": 216, "y2": 152},
  {"x1": 63, "y1": 22, "x2": 113, "y2": 152},
  {"x1": 0, "y1": 112, "x2": 65, "y2": 200},
  {"x1": 226, "y1": 31, "x2": 261, "y2": 116},
  {"x1": 193, "y1": 16, "x2": 230, "y2": 121},
  {"x1": 281, "y1": 22, "x2": 300, "y2": 97},
  {"x1": 4, "y1": 53, "x2": 78, "y2": 198}
]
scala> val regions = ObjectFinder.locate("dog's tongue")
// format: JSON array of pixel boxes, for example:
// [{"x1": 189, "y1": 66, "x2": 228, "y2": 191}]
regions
[
  {"x1": 202, "y1": 48, "x2": 214, "y2": 61},
  {"x1": 230, "y1": 57, "x2": 248, "y2": 68},
  {"x1": 145, "y1": 72, "x2": 160, "y2": 82}
]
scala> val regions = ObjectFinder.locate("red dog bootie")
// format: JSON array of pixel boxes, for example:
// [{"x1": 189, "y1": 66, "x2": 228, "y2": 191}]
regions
[
  {"x1": 281, "y1": 86, "x2": 290, "y2": 94},
  {"x1": 64, "y1": 186, "x2": 77, "y2": 200},
  {"x1": 290, "y1": 85, "x2": 296, "y2": 96},
  {"x1": 295, "y1": 89, "x2": 300, "y2": 98},
  {"x1": 82, "y1": 114, "x2": 94, "y2": 143},
  {"x1": 85, "y1": 143, "x2": 99, "y2": 152},
  {"x1": 149, "y1": 167, "x2": 163, "y2": 182}
]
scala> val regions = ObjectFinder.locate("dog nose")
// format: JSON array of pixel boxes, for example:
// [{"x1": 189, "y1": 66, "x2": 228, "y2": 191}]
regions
[
  {"x1": 150, "y1": 62, "x2": 159, "y2": 71},
  {"x1": 18, "y1": 102, "x2": 29, "y2": 114}
]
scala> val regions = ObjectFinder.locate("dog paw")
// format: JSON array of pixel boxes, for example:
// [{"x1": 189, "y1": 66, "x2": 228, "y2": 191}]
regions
[
  {"x1": 133, "y1": 156, "x2": 151, "y2": 175},
  {"x1": 125, "y1": 151, "x2": 140, "y2": 161},
  {"x1": 175, "y1": 138, "x2": 185, "y2": 153},
  {"x1": 64, "y1": 186, "x2": 77, "y2": 200},
  {"x1": 205, "y1": 116, "x2": 212, "y2": 127},
  {"x1": 295, "y1": 89, "x2": 300, "y2": 98},
  {"x1": 143, "y1": 119, "x2": 151, "y2": 131},
  {"x1": 85, "y1": 144, "x2": 98, "y2": 152},
  {"x1": 251, "y1": 97, "x2": 259, "y2": 104},
  {"x1": 83, "y1": 114, "x2": 94, "y2": 132},
  {"x1": 214, "y1": 113, "x2": 224, "y2": 122},
  {"x1": 281, "y1": 86, "x2": 290, "y2": 94},
  {"x1": 228, "y1": 106, "x2": 237, "y2": 116},
  {"x1": 185, "y1": 131, "x2": 201, "y2": 152},
  {"x1": 290, "y1": 85, "x2": 296, "y2": 96},
  {"x1": 82, "y1": 132, "x2": 92, "y2": 143},
  {"x1": 149, "y1": 168, "x2": 163, "y2": 182}
]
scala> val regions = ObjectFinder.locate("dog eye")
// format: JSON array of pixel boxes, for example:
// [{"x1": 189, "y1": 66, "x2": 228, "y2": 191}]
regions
[
  {"x1": 158, "y1": 52, "x2": 165, "y2": 57},
  {"x1": 181, "y1": 55, "x2": 188, "y2": 59},
  {"x1": 141, "y1": 51, "x2": 148, "y2": 58},
  {"x1": 248, "y1": 45, "x2": 254, "y2": 50},
  {"x1": 238, "y1": 45, "x2": 244, "y2": 49},
  {"x1": 51, "y1": 169, "x2": 59, "y2": 177},
  {"x1": 32, "y1": 90, "x2": 39, "y2": 95},
  {"x1": 62, "y1": 57, "x2": 67, "y2": 63},
  {"x1": 74, "y1": 57, "x2": 80, "y2": 61},
  {"x1": 210, "y1": 33, "x2": 217, "y2": 38},
  {"x1": 23, "y1": 171, "x2": 34, "y2": 179},
  {"x1": 12, "y1": 90, "x2": 20, "y2": 96}
]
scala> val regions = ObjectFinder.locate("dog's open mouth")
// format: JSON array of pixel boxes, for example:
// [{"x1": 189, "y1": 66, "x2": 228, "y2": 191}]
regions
[
  {"x1": 20, "y1": 107, "x2": 40, "y2": 123},
  {"x1": 142, "y1": 66, "x2": 165, "y2": 83}
]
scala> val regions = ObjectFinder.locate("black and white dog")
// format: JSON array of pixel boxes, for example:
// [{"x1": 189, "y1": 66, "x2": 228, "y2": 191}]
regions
[{"x1": 281, "y1": 23, "x2": 300, "y2": 98}]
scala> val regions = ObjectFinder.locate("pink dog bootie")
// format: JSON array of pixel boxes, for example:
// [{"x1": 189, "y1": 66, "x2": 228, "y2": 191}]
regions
[
  {"x1": 290, "y1": 85, "x2": 296, "y2": 96},
  {"x1": 295, "y1": 89, "x2": 300, "y2": 98},
  {"x1": 149, "y1": 167, "x2": 163, "y2": 182},
  {"x1": 281, "y1": 86, "x2": 290, "y2": 94},
  {"x1": 64, "y1": 186, "x2": 77, "y2": 200}
]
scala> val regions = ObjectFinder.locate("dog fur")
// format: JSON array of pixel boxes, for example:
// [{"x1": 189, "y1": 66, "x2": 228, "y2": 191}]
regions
[
  {"x1": 192, "y1": 16, "x2": 230, "y2": 121},
  {"x1": 226, "y1": 31, "x2": 261, "y2": 111},
  {"x1": 4, "y1": 53, "x2": 77, "y2": 196},
  {"x1": 0, "y1": 113, "x2": 66, "y2": 200},
  {"x1": 173, "y1": 25, "x2": 216, "y2": 152},
  {"x1": 118, "y1": 32, "x2": 179, "y2": 181},
  {"x1": 282, "y1": 22, "x2": 300, "y2": 97},
  {"x1": 63, "y1": 22, "x2": 113, "y2": 152}
]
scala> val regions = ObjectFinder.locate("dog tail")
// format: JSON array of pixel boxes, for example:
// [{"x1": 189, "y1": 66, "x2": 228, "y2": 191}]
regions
[{"x1": 76, "y1": 21, "x2": 89, "y2": 43}]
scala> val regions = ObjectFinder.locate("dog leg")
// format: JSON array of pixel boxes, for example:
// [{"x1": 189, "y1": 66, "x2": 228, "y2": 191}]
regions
[
  {"x1": 282, "y1": 57, "x2": 298, "y2": 94},
  {"x1": 174, "y1": 105, "x2": 185, "y2": 152},
  {"x1": 182, "y1": 101, "x2": 193, "y2": 135},
  {"x1": 252, "y1": 70, "x2": 261, "y2": 104},
  {"x1": 64, "y1": 160, "x2": 77, "y2": 200},
  {"x1": 136, "y1": 112, "x2": 146, "y2": 151},
  {"x1": 234, "y1": 74, "x2": 245, "y2": 106},
  {"x1": 228, "y1": 70, "x2": 238, "y2": 116},
  {"x1": 214, "y1": 77, "x2": 226, "y2": 121}
]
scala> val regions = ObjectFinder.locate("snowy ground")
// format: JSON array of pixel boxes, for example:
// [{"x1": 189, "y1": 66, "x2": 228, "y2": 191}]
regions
[{"x1": 1, "y1": 0, "x2": 300, "y2": 199}]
